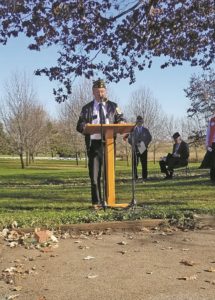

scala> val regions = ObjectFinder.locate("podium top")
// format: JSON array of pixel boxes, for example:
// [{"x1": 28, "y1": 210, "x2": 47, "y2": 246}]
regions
[{"x1": 83, "y1": 123, "x2": 135, "y2": 135}]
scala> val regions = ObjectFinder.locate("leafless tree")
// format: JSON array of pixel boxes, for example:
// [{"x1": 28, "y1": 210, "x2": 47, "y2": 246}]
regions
[
  {"x1": 125, "y1": 87, "x2": 166, "y2": 163},
  {"x1": 58, "y1": 79, "x2": 93, "y2": 164},
  {"x1": 180, "y1": 116, "x2": 205, "y2": 162},
  {"x1": 0, "y1": 72, "x2": 49, "y2": 168},
  {"x1": 25, "y1": 105, "x2": 50, "y2": 164}
]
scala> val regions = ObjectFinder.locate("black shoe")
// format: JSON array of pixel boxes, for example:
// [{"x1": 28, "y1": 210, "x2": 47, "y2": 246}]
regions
[{"x1": 164, "y1": 175, "x2": 172, "y2": 180}]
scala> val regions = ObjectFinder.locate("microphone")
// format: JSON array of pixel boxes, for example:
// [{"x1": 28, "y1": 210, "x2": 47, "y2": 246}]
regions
[{"x1": 100, "y1": 96, "x2": 108, "y2": 102}]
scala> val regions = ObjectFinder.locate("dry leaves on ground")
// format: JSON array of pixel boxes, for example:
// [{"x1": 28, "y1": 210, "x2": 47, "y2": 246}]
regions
[
  {"x1": 180, "y1": 259, "x2": 196, "y2": 266},
  {"x1": 177, "y1": 274, "x2": 197, "y2": 280}
]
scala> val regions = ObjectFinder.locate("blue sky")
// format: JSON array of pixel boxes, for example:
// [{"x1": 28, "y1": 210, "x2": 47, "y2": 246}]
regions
[{"x1": 0, "y1": 34, "x2": 209, "y2": 119}]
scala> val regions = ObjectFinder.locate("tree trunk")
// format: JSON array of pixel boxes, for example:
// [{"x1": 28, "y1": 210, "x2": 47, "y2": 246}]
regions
[
  {"x1": 25, "y1": 150, "x2": 29, "y2": 166},
  {"x1": 30, "y1": 153, "x2": 34, "y2": 163},
  {"x1": 194, "y1": 144, "x2": 198, "y2": 162},
  {"x1": 125, "y1": 143, "x2": 129, "y2": 167},
  {"x1": 75, "y1": 152, "x2": 79, "y2": 166},
  {"x1": 19, "y1": 152, "x2": 25, "y2": 169},
  {"x1": 153, "y1": 144, "x2": 156, "y2": 164},
  {"x1": 85, "y1": 151, "x2": 88, "y2": 168}
]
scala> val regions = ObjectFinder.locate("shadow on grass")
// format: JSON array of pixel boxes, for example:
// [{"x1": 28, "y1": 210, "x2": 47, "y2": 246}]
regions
[
  {"x1": 0, "y1": 205, "x2": 90, "y2": 211},
  {"x1": 117, "y1": 173, "x2": 211, "y2": 188},
  {"x1": 0, "y1": 192, "x2": 88, "y2": 201},
  {"x1": 137, "y1": 200, "x2": 187, "y2": 206}
]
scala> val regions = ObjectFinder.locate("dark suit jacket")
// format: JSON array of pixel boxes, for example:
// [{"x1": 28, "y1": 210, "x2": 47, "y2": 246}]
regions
[
  {"x1": 76, "y1": 100, "x2": 125, "y2": 151},
  {"x1": 128, "y1": 126, "x2": 152, "y2": 151},
  {"x1": 172, "y1": 140, "x2": 189, "y2": 161}
]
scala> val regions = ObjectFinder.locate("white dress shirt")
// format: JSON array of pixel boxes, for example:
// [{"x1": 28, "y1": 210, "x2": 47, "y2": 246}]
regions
[{"x1": 91, "y1": 100, "x2": 110, "y2": 140}]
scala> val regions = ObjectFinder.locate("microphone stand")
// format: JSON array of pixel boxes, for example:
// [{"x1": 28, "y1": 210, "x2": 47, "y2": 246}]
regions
[
  {"x1": 129, "y1": 125, "x2": 137, "y2": 209},
  {"x1": 99, "y1": 101, "x2": 107, "y2": 211}
]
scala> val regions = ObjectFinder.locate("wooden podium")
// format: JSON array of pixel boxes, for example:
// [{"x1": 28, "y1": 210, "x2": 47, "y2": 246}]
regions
[{"x1": 84, "y1": 123, "x2": 135, "y2": 207}]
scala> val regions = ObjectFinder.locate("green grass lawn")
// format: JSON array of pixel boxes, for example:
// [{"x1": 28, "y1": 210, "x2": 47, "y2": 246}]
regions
[{"x1": 0, "y1": 158, "x2": 214, "y2": 228}]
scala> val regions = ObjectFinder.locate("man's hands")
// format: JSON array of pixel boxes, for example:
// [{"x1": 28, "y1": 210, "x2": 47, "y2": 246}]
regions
[
  {"x1": 82, "y1": 123, "x2": 90, "y2": 135},
  {"x1": 123, "y1": 133, "x2": 129, "y2": 141}
]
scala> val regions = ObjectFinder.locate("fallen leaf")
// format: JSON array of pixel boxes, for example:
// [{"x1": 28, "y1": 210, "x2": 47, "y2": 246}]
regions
[
  {"x1": 180, "y1": 259, "x2": 196, "y2": 266},
  {"x1": 9, "y1": 242, "x2": 18, "y2": 248},
  {"x1": 61, "y1": 232, "x2": 70, "y2": 239},
  {"x1": 8, "y1": 295, "x2": 20, "y2": 299},
  {"x1": 118, "y1": 241, "x2": 127, "y2": 245},
  {"x1": 80, "y1": 234, "x2": 89, "y2": 239},
  {"x1": 28, "y1": 257, "x2": 34, "y2": 261},
  {"x1": 50, "y1": 254, "x2": 57, "y2": 257},
  {"x1": 87, "y1": 274, "x2": 98, "y2": 279},
  {"x1": 50, "y1": 235, "x2": 58, "y2": 243},
  {"x1": 1, "y1": 228, "x2": 9, "y2": 237},
  {"x1": 204, "y1": 267, "x2": 215, "y2": 272},
  {"x1": 177, "y1": 275, "x2": 197, "y2": 280},
  {"x1": 140, "y1": 227, "x2": 150, "y2": 232},
  {"x1": 119, "y1": 250, "x2": 127, "y2": 255},
  {"x1": 78, "y1": 245, "x2": 90, "y2": 250},
  {"x1": 11, "y1": 221, "x2": 18, "y2": 228},
  {"x1": 182, "y1": 238, "x2": 191, "y2": 242},
  {"x1": 205, "y1": 279, "x2": 215, "y2": 285},
  {"x1": 83, "y1": 256, "x2": 95, "y2": 260},
  {"x1": 160, "y1": 232, "x2": 167, "y2": 236},
  {"x1": 11, "y1": 286, "x2": 22, "y2": 292}
]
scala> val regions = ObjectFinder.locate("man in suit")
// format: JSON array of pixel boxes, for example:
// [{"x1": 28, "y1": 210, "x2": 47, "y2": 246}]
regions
[
  {"x1": 205, "y1": 111, "x2": 215, "y2": 182},
  {"x1": 127, "y1": 116, "x2": 152, "y2": 182},
  {"x1": 76, "y1": 79, "x2": 125, "y2": 208},
  {"x1": 159, "y1": 132, "x2": 189, "y2": 179}
]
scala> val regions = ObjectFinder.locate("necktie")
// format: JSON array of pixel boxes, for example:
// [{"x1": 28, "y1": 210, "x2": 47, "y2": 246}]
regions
[{"x1": 99, "y1": 103, "x2": 106, "y2": 124}]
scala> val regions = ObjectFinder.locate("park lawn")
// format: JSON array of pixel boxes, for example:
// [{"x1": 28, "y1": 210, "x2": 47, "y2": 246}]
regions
[{"x1": 0, "y1": 158, "x2": 214, "y2": 228}]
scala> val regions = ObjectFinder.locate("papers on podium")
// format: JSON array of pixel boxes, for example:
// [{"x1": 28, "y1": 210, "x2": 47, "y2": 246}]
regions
[{"x1": 137, "y1": 141, "x2": 146, "y2": 154}]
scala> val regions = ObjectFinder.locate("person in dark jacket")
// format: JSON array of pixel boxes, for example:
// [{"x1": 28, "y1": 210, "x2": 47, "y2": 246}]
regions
[
  {"x1": 159, "y1": 132, "x2": 189, "y2": 179},
  {"x1": 200, "y1": 112, "x2": 215, "y2": 182},
  {"x1": 76, "y1": 78, "x2": 125, "y2": 208},
  {"x1": 127, "y1": 116, "x2": 152, "y2": 182}
]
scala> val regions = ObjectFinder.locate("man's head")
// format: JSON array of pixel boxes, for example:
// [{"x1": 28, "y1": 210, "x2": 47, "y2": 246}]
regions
[
  {"x1": 92, "y1": 78, "x2": 107, "y2": 102},
  {"x1": 136, "y1": 115, "x2": 143, "y2": 126},
  {"x1": 172, "y1": 132, "x2": 181, "y2": 143}
]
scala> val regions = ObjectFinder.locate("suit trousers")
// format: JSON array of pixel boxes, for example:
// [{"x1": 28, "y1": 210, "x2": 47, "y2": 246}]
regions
[
  {"x1": 159, "y1": 155, "x2": 188, "y2": 174},
  {"x1": 210, "y1": 143, "x2": 215, "y2": 181},
  {"x1": 88, "y1": 140, "x2": 104, "y2": 204},
  {"x1": 134, "y1": 150, "x2": 148, "y2": 180}
]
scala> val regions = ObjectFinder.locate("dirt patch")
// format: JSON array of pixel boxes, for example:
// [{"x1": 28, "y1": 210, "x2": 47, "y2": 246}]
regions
[{"x1": 0, "y1": 227, "x2": 215, "y2": 300}]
